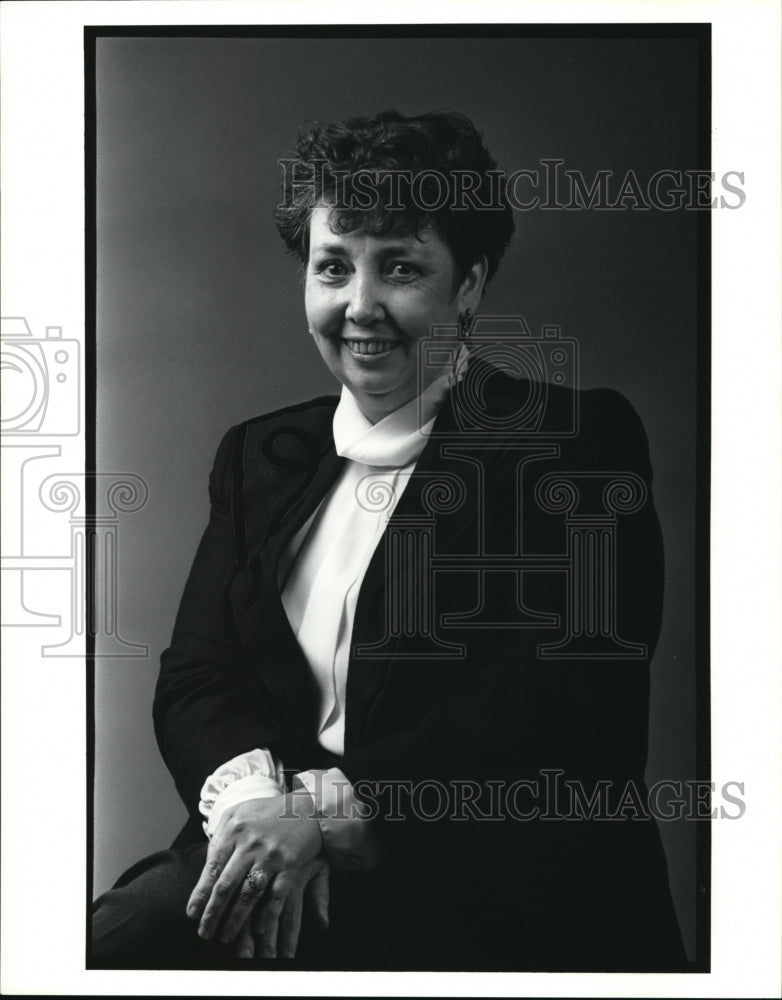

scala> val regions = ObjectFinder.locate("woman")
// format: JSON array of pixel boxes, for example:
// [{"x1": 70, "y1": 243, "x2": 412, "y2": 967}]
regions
[{"x1": 92, "y1": 109, "x2": 686, "y2": 971}]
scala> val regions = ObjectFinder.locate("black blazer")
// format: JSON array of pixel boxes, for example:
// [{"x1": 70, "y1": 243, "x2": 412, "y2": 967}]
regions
[{"x1": 154, "y1": 368, "x2": 686, "y2": 970}]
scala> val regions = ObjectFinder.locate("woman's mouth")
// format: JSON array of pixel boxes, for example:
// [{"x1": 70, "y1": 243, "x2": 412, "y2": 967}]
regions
[{"x1": 343, "y1": 339, "x2": 402, "y2": 357}]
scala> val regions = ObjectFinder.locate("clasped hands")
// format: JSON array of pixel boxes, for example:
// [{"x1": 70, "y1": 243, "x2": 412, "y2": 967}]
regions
[{"x1": 186, "y1": 792, "x2": 329, "y2": 959}]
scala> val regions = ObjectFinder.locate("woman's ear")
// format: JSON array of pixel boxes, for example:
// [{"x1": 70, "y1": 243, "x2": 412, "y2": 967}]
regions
[{"x1": 457, "y1": 255, "x2": 489, "y2": 314}]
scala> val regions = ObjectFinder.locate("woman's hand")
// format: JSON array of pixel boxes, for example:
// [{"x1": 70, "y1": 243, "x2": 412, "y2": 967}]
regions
[
  {"x1": 186, "y1": 791, "x2": 323, "y2": 946},
  {"x1": 234, "y1": 858, "x2": 330, "y2": 959}
]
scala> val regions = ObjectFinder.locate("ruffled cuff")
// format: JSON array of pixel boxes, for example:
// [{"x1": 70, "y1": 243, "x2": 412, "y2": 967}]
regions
[
  {"x1": 295, "y1": 768, "x2": 380, "y2": 871},
  {"x1": 199, "y1": 748, "x2": 285, "y2": 839}
]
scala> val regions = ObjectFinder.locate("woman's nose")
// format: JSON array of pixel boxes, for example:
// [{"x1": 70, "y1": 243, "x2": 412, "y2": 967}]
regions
[{"x1": 344, "y1": 274, "x2": 385, "y2": 326}]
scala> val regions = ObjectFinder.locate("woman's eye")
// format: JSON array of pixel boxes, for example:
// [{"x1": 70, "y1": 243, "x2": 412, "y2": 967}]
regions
[
  {"x1": 388, "y1": 262, "x2": 419, "y2": 279},
  {"x1": 316, "y1": 260, "x2": 347, "y2": 278}
]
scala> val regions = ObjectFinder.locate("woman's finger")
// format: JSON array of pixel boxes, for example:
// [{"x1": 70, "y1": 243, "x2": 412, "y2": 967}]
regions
[
  {"x1": 234, "y1": 919, "x2": 255, "y2": 960},
  {"x1": 186, "y1": 838, "x2": 233, "y2": 921},
  {"x1": 252, "y1": 871, "x2": 293, "y2": 958},
  {"x1": 277, "y1": 880, "x2": 305, "y2": 958},
  {"x1": 305, "y1": 861, "x2": 330, "y2": 929},
  {"x1": 196, "y1": 852, "x2": 259, "y2": 941},
  {"x1": 217, "y1": 864, "x2": 273, "y2": 943}
]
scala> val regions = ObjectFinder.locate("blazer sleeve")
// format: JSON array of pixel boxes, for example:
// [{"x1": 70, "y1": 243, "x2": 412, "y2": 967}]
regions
[
  {"x1": 153, "y1": 425, "x2": 290, "y2": 821},
  {"x1": 338, "y1": 388, "x2": 664, "y2": 798}
]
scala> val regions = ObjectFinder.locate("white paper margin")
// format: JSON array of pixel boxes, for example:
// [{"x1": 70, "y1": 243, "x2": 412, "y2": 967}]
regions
[{"x1": 1, "y1": 1, "x2": 780, "y2": 996}]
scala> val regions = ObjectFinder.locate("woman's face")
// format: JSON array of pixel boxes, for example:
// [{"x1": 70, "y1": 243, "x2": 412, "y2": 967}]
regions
[{"x1": 305, "y1": 204, "x2": 485, "y2": 423}]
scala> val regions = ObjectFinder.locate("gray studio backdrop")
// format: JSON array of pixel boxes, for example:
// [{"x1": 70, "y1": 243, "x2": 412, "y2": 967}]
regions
[{"x1": 95, "y1": 34, "x2": 701, "y2": 957}]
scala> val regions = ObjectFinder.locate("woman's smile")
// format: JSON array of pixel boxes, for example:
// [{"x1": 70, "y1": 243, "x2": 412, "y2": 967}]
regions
[{"x1": 342, "y1": 338, "x2": 403, "y2": 358}]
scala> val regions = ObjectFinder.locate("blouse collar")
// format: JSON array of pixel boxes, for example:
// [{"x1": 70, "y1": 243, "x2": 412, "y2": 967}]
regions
[{"x1": 333, "y1": 370, "x2": 452, "y2": 468}]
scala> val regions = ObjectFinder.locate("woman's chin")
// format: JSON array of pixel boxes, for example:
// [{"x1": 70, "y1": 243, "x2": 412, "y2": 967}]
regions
[
  {"x1": 346, "y1": 373, "x2": 401, "y2": 403},
  {"x1": 339, "y1": 349, "x2": 410, "y2": 389}
]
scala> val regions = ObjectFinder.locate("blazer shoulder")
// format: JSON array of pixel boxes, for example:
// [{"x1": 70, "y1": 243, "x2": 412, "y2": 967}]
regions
[
  {"x1": 479, "y1": 369, "x2": 652, "y2": 476},
  {"x1": 240, "y1": 393, "x2": 340, "y2": 458},
  {"x1": 538, "y1": 384, "x2": 654, "y2": 485},
  {"x1": 240, "y1": 393, "x2": 340, "y2": 432},
  {"x1": 208, "y1": 394, "x2": 340, "y2": 507},
  {"x1": 578, "y1": 386, "x2": 652, "y2": 465}
]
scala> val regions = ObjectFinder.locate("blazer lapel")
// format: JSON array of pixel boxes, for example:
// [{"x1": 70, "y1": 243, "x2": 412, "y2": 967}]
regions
[
  {"x1": 344, "y1": 389, "x2": 484, "y2": 749},
  {"x1": 229, "y1": 402, "x2": 345, "y2": 743}
]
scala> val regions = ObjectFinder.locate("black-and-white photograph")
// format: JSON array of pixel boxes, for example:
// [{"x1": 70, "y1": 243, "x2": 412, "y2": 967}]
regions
[
  {"x1": 89, "y1": 26, "x2": 710, "y2": 972},
  {"x1": 3, "y1": 5, "x2": 781, "y2": 995}
]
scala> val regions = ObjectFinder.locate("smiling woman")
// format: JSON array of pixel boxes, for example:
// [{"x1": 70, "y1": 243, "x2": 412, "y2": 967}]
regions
[
  {"x1": 304, "y1": 206, "x2": 486, "y2": 421},
  {"x1": 285, "y1": 109, "x2": 513, "y2": 423},
  {"x1": 91, "y1": 108, "x2": 687, "y2": 971}
]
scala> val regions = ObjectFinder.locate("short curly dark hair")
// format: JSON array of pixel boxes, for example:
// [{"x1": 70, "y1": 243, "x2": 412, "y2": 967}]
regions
[{"x1": 275, "y1": 109, "x2": 515, "y2": 286}]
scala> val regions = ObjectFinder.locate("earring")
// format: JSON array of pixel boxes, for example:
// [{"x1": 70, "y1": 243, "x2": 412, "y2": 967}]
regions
[
  {"x1": 451, "y1": 309, "x2": 473, "y2": 385},
  {"x1": 458, "y1": 308, "x2": 473, "y2": 341}
]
